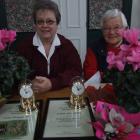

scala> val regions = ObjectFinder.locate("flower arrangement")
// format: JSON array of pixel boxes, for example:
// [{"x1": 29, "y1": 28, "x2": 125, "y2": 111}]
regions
[
  {"x1": 92, "y1": 101, "x2": 140, "y2": 140},
  {"x1": 104, "y1": 28, "x2": 140, "y2": 113},
  {"x1": 0, "y1": 29, "x2": 30, "y2": 97}
]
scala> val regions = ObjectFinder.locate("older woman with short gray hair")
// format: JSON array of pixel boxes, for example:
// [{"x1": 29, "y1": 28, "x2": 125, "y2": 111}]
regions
[{"x1": 84, "y1": 9, "x2": 128, "y2": 80}]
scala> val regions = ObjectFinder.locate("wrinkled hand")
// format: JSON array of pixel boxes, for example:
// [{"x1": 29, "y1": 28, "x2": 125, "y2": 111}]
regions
[{"x1": 32, "y1": 76, "x2": 52, "y2": 93}]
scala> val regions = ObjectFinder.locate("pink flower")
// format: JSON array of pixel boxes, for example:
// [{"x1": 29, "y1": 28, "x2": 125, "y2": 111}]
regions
[
  {"x1": 133, "y1": 63, "x2": 140, "y2": 71},
  {"x1": 127, "y1": 48, "x2": 140, "y2": 63},
  {"x1": 107, "y1": 51, "x2": 125, "y2": 71},
  {"x1": 93, "y1": 121, "x2": 106, "y2": 139},
  {"x1": 124, "y1": 133, "x2": 140, "y2": 140},
  {"x1": 0, "y1": 29, "x2": 16, "y2": 51},
  {"x1": 125, "y1": 46, "x2": 140, "y2": 71},
  {"x1": 101, "y1": 108, "x2": 109, "y2": 122},
  {"x1": 119, "y1": 28, "x2": 140, "y2": 45},
  {"x1": 0, "y1": 42, "x2": 5, "y2": 51},
  {"x1": 107, "y1": 28, "x2": 140, "y2": 72}
]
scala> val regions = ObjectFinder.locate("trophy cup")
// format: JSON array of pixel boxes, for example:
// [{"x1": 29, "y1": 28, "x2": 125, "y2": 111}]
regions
[
  {"x1": 70, "y1": 76, "x2": 86, "y2": 110},
  {"x1": 19, "y1": 80, "x2": 37, "y2": 115}
]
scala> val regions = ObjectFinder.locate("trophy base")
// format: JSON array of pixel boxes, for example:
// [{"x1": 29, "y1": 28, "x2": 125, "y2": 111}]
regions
[
  {"x1": 19, "y1": 104, "x2": 38, "y2": 115},
  {"x1": 70, "y1": 94, "x2": 86, "y2": 110},
  {"x1": 19, "y1": 97, "x2": 38, "y2": 115}
]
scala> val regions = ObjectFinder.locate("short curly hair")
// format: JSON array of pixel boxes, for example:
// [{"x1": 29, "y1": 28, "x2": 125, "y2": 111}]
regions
[
  {"x1": 32, "y1": 0, "x2": 61, "y2": 25},
  {"x1": 101, "y1": 9, "x2": 128, "y2": 28}
]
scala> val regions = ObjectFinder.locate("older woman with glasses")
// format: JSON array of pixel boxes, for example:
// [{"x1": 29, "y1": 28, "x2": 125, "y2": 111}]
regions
[
  {"x1": 16, "y1": 0, "x2": 82, "y2": 93},
  {"x1": 84, "y1": 9, "x2": 128, "y2": 80}
]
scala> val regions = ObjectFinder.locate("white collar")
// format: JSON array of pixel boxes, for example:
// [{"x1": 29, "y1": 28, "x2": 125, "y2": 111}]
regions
[{"x1": 33, "y1": 33, "x2": 61, "y2": 59}]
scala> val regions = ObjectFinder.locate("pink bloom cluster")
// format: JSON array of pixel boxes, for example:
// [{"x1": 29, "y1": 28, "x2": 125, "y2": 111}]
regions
[
  {"x1": 107, "y1": 28, "x2": 140, "y2": 71},
  {"x1": 92, "y1": 101, "x2": 140, "y2": 140},
  {"x1": 0, "y1": 29, "x2": 16, "y2": 51}
]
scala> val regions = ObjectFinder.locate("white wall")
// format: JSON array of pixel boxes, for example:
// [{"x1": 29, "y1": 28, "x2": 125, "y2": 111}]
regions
[{"x1": 131, "y1": 0, "x2": 140, "y2": 28}]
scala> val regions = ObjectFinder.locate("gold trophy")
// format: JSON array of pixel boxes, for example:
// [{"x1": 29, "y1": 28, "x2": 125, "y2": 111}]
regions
[
  {"x1": 70, "y1": 76, "x2": 86, "y2": 110},
  {"x1": 19, "y1": 80, "x2": 37, "y2": 115}
]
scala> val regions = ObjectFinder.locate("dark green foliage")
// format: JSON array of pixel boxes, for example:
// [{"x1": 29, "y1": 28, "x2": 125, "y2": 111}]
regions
[
  {"x1": 103, "y1": 64, "x2": 140, "y2": 113},
  {"x1": 0, "y1": 50, "x2": 30, "y2": 97}
]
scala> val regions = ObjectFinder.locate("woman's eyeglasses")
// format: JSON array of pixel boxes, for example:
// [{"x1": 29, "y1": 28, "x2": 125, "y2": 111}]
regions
[
  {"x1": 36, "y1": 19, "x2": 56, "y2": 26},
  {"x1": 103, "y1": 26, "x2": 123, "y2": 33}
]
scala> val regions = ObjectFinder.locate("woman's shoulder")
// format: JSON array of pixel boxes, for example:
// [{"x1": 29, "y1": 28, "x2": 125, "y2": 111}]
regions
[
  {"x1": 89, "y1": 37, "x2": 107, "y2": 53},
  {"x1": 57, "y1": 34, "x2": 73, "y2": 46},
  {"x1": 15, "y1": 32, "x2": 35, "y2": 53},
  {"x1": 90, "y1": 37, "x2": 106, "y2": 47},
  {"x1": 57, "y1": 34, "x2": 80, "y2": 56},
  {"x1": 16, "y1": 32, "x2": 34, "y2": 47}
]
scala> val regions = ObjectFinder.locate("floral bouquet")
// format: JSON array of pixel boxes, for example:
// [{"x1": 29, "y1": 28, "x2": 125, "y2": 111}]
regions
[
  {"x1": 0, "y1": 29, "x2": 30, "y2": 97},
  {"x1": 104, "y1": 28, "x2": 140, "y2": 113},
  {"x1": 91, "y1": 101, "x2": 140, "y2": 140}
]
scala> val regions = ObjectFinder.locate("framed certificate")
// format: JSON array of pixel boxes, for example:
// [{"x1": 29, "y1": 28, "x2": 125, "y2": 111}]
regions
[
  {"x1": 41, "y1": 98, "x2": 96, "y2": 140},
  {"x1": 0, "y1": 100, "x2": 43, "y2": 140}
]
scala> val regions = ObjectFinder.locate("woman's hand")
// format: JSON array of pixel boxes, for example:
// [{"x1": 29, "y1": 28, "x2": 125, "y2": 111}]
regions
[{"x1": 32, "y1": 76, "x2": 52, "y2": 93}]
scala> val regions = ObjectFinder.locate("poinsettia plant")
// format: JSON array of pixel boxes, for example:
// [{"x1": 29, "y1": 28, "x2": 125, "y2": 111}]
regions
[
  {"x1": 104, "y1": 28, "x2": 140, "y2": 113},
  {"x1": 0, "y1": 29, "x2": 30, "y2": 97}
]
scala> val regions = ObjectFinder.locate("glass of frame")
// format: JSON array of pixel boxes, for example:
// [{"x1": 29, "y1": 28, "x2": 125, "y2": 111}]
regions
[
  {"x1": 0, "y1": 100, "x2": 43, "y2": 140},
  {"x1": 41, "y1": 97, "x2": 96, "y2": 140}
]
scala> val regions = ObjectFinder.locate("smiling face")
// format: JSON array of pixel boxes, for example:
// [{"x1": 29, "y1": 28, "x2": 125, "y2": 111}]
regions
[
  {"x1": 34, "y1": 9, "x2": 58, "y2": 43},
  {"x1": 102, "y1": 16, "x2": 123, "y2": 46}
]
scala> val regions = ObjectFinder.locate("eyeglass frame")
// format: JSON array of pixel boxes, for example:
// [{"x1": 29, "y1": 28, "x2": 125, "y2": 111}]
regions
[
  {"x1": 35, "y1": 19, "x2": 57, "y2": 26},
  {"x1": 102, "y1": 26, "x2": 123, "y2": 33}
]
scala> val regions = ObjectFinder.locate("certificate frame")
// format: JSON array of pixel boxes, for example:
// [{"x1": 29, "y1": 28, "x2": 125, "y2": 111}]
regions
[
  {"x1": 41, "y1": 97, "x2": 96, "y2": 140},
  {"x1": 0, "y1": 100, "x2": 43, "y2": 140}
]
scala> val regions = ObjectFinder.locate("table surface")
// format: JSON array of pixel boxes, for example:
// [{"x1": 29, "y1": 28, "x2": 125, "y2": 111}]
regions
[
  {"x1": 10, "y1": 87, "x2": 72, "y2": 101},
  {"x1": 10, "y1": 84, "x2": 117, "y2": 104}
]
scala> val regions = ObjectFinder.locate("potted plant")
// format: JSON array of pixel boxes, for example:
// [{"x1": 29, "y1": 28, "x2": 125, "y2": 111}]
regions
[
  {"x1": 0, "y1": 29, "x2": 30, "y2": 97},
  {"x1": 104, "y1": 28, "x2": 140, "y2": 113}
]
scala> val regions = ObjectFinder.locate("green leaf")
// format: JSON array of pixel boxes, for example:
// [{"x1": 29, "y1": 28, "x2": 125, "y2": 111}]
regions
[{"x1": 0, "y1": 50, "x2": 31, "y2": 96}]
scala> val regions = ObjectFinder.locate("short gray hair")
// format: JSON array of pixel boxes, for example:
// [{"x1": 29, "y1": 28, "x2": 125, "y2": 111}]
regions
[
  {"x1": 33, "y1": 0, "x2": 61, "y2": 25},
  {"x1": 101, "y1": 9, "x2": 128, "y2": 28}
]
